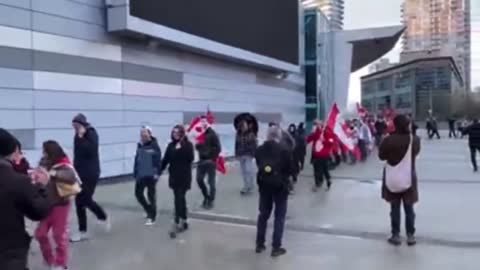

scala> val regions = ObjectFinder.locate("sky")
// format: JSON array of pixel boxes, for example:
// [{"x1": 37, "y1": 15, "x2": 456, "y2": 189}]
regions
[
  {"x1": 343, "y1": 0, "x2": 403, "y2": 105},
  {"x1": 343, "y1": 0, "x2": 480, "y2": 102}
]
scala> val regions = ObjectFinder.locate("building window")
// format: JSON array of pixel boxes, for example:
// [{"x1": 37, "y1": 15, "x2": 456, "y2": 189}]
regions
[
  {"x1": 361, "y1": 99, "x2": 373, "y2": 112},
  {"x1": 395, "y1": 70, "x2": 412, "y2": 89},
  {"x1": 435, "y1": 67, "x2": 451, "y2": 90},
  {"x1": 395, "y1": 92, "x2": 412, "y2": 109},
  {"x1": 361, "y1": 81, "x2": 375, "y2": 95},
  {"x1": 377, "y1": 76, "x2": 392, "y2": 92}
]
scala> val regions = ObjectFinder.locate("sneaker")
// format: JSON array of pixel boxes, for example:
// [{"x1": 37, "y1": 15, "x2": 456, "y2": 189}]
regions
[
  {"x1": 207, "y1": 200, "x2": 215, "y2": 210},
  {"x1": 145, "y1": 219, "x2": 156, "y2": 226},
  {"x1": 387, "y1": 235, "x2": 401, "y2": 246},
  {"x1": 51, "y1": 266, "x2": 67, "y2": 270},
  {"x1": 271, "y1": 247, "x2": 287, "y2": 257},
  {"x1": 202, "y1": 198, "x2": 209, "y2": 209},
  {"x1": 255, "y1": 245, "x2": 267, "y2": 254},
  {"x1": 240, "y1": 189, "x2": 251, "y2": 195},
  {"x1": 99, "y1": 217, "x2": 112, "y2": 233},
  {"x1": 312, "y1": 185, "x2": 319, "y2": 192},
  {"x1": 406, "y1": 235, "x2": 417, "y2": 246},
  {"x1": 70, "y1": 232, "x2": 89, "y2": 243},
  {"x1": 326, "y1": 180, "x2": 332, "y2": 191}
]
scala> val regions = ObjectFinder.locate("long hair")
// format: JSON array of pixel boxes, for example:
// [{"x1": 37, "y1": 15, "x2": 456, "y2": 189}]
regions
[
  {"x1": 42, "y1": 140, "x2": 67, "y2": 169},
  {"x1": 171, "y1": 125, "x2": 187, "y2": 142},
  {"x1": 393, "y1": 115, "x2": 411, "y2": 135}
]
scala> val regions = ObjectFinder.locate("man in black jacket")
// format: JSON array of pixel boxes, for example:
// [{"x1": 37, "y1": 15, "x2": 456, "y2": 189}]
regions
[
  {"x1": 196, "y1": 116, "x2": 222, "y2": 209},
  {"x1": 254, "y1": 126, "x2": 292, "y2": 258},
  {"x1": 71, "y1": 114, "x2": 110, "y2": 242},
  {"x1": 0, "y1": 129, "x2": 52, "y2": 270},
  {"x1": 464, "y1": 119, "x2": 480, "y2": 172}
]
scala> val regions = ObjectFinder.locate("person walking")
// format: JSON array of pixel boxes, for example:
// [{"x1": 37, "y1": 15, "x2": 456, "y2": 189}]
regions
[
  {"x1": 35, "y1": 141, "x2": 80, "y2": 270},
  {"x1": 254, "y1": 126, "x2": 292, "y2": 257},
  {"x1": 235, "y1": 120, "x2": 257, "y2": 195},
  {"x1": 357, "y1": 120, "x2": 371, "y2": 162},
  {"x1": 448, "y1": 116, "x2": 457, "y2": 138},
  {"x1": 70, "y1": 114, "x2": 110, "y2": 242},
  {"x1": 133, "y1": 126, "x2": 161, "y2": 226},
  {"x1": 0, "y1": 129, "x2": 52, "y2": 270},
  {"x1": 269, "y1": 122, "x2": 295, "y2": 193},
  {"x1": 161, "y1": 125, "x2": 195, "y2": 238},
  {"x1": 288, "y1": 124, "x2": 303, "y2": 183},
  {"x1": 196, "y1": 116, "x2": 222, "y2": 209},
  {"x1": 463, "y1": 119, "x2": 480, "y2": 172},
  {"x1": 296, "y1": 123, "x2": 307, "y2": 170},
  {"x1": 374, "y1": 116, "x2": 387, "y2": 146},
  {"x1": 307, "y1": 121, "x2": 335, "y2": 191},
  {"x1": 379, "y1": 115, "x2": 421, "y2": 246}
]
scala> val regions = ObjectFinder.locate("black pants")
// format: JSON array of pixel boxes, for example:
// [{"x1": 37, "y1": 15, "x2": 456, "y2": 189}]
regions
[
  {"x1": 0, "y1": 247, "x2": 29, "y2": 270},
  {"x1": 196, "y1": 160, "x2": 217, "y2": 202},
  {"x1": 135, "y1": 177, "x2": 157, "y2": 220},
  {"x1": 299, "y1": 155, "x2": 306, "y2": 171},
  {"x1": 449, "y1": 128, "x2": 457, "y2": 138},
  {"x1": 358, "y1": 139, "x2": 368, "y2": 161},
  {"x1": 256, "y1": 190, "x2": 288, "y2": 249},
  {"x1": 75, "y1": 177, "x2": 107, "y2": 232},
  {"x1": 428, "y1": 129, "x2": 440, "y2": 139},
  {"x1": 173, "y1": 188, "x2": 188, "y2": 223},
  {"x1": 313, "y1": 157, "x2": 330, "y2": 187},
  {"x1": 470, "y1": 145, "x2": 480, "y2": 170},
  {"x1": 390, "y1": 201, "x2": 415, "y2": 236}
]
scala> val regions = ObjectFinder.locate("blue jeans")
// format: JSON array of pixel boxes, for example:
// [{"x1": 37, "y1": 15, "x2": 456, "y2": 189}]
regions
[
  {"x1": 256, "y1": 190, "x2": 288, "y2": 249},
  {"x1": 238, "y1": 156, "x2": 255, "y2": 191},
  {"x1": 196, "y1": 160, "x2": 217, "y2": 201}
]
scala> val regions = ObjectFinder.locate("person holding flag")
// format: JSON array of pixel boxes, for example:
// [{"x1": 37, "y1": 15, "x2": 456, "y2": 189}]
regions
[
  {"x1": 306, "y1": 120, "x2": 335, "y2": 191},
  {"x1": 194, "y1": 115, "x2": 222, "y2": 209}
]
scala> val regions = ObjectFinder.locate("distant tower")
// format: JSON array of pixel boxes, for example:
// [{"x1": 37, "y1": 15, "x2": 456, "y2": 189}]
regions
[
  {"x1": 301, "y1": 0, "x2": 344, "y2": 30},
  {"x1": 402, "y1": 0, "x2": 471, "y2": 90}
]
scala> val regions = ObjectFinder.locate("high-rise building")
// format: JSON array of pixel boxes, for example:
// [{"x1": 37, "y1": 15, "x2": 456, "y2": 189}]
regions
[
  {"x1": 402, "y1": 0, "x2": 471, "y2": 91},
  {"x1": 471, "y1": 0, "x2": 480, "y2": 90},
  {"x1": 301, "y1": 0, "x2": 344, "y2": 30}
]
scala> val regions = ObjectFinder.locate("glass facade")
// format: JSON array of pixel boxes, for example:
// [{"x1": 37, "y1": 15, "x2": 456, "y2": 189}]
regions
[
  {"x1": 361, "y1": 59, "x2": 463, "y2": 120},
  {"x1": 304, "y1": 9, "x2": 334, "y2": 128}
]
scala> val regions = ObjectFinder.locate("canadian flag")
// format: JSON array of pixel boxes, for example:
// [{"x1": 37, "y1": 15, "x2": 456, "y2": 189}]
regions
[
  {"x1": 186, "y1": 107, "x2": 226, "y2": 174},
  {"x1": 326, "y1": 103, "x2": 361, "y2": 160}
]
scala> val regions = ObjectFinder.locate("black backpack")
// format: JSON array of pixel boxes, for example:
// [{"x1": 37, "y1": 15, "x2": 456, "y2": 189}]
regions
[{"x1": 257, "y1": 145, "x2": 284, "y2": 188}]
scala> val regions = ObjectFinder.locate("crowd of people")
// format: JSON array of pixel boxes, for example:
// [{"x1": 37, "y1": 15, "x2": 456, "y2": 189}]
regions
[{"x1": 3, "y1": 110, "x2": 480, "y2": 269}]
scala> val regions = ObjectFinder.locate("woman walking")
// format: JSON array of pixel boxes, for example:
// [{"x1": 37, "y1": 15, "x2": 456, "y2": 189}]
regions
[
  {"x1": 379, "y1": 115, "x2": 421, "y2": 246},
  {"x1": 133, "y1": 126, "x2": 162, "y2": 226},
  {"x1": 235, "y1": 120, "x2": 257, "y2": 195},
  {"x1": 34, "y1": 140, "x2": 80, "y2": 270},
  {"x1": 161, "y1": 125, "x2": 194, "y2": 238}
]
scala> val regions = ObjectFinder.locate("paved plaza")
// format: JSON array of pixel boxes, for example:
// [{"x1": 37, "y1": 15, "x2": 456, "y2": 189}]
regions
[{"x1": 29, "y1": 131, "x2": 480, "y2": 269}]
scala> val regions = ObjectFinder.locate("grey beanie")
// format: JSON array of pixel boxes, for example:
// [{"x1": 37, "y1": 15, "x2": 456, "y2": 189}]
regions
[
  {"x1": 72, "y1": 113, "x2": 88, "y2": 126},
  {"x1": 0, "y1": 128, "x2": 18, "y2": 157}
]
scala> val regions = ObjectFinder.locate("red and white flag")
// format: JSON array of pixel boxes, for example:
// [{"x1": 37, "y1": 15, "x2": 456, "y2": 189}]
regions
[
  {"x1": 186, "y1": 107, "x2": 226, "y2": 174},
  {"x1": 356, "y1": 102, "x2": 368, "y2": 117},
  {"x1": 326, "y1": 103, "x2": 361, "y2": 160}
]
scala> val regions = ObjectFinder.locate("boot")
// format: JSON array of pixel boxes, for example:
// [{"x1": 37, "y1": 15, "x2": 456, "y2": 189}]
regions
[
  {"x1": 387, "y1": 234, "x2": 401, "y2": 246},
  {"x1": 406, "y1": 234, "x2": 417, "y2": 246},
  {"x1": 169, "y1": 222, "x2": 178, "y2": 239}
]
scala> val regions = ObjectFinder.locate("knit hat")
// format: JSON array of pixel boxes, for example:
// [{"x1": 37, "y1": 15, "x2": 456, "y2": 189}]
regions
[
  {"x1": 0, "y1": 128, "x2": 18, "y2": 157},
  {"x1": 72, "y1": 113, "x2": 88, "y2": 126}
]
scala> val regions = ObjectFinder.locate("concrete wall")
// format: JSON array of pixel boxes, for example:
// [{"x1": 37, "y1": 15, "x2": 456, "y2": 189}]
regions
[{"x1": 0, "y1": 0, "x2": 305, "y2": 177}]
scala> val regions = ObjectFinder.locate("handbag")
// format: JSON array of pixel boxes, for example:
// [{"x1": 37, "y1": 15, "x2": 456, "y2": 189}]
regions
[
  {"x1": 385, "y1": 135, "x2": 413, "y2": 193},
  {"x1": 51, "y1": 163, "x2": 82, "y2": 198}
]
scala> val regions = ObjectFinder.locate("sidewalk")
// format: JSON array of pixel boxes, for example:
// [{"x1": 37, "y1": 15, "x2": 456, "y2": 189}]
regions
[{"x1": 94, "y1": 136, "x2": 480, "y2": 246}]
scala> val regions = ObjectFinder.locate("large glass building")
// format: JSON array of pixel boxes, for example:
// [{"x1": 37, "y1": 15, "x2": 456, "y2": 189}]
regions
[{"x1": 361, "y1": 57, "x2": 464, "y2": 120}]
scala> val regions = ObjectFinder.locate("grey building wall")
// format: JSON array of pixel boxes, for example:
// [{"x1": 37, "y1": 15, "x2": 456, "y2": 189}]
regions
[{"x1": 0, "y1": 0, "x2": 305, "y2": 177}]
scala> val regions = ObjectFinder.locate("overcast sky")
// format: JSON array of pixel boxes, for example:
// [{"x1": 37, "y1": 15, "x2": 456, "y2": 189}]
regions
[
  {"x1": 343, "y1": 0, "x2": 403, "y2": 105},
  {"x1": 343, "y1": 0, "x2": 480, "y2": 104}
]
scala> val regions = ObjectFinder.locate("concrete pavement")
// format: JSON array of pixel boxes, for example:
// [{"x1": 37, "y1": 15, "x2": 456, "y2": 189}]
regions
[{"x1": 28, "y1": 134, "x2": 480, "y2": 269}]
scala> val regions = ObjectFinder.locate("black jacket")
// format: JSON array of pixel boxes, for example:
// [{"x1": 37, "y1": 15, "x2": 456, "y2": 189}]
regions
[
  {"x1": 292, "y1": 131, "x2": 306, "y2": 160},
  {"x1": 0, "y1": 159, "x2": 52, "y2": 270},
  {"x1": 255, "y1": 141, "x2": 292, "y2": 193},
  {"x1": 196, "y1": 128, "x2": 221, "y2": 161},
  {"x1": 235, "y1": 131, "x2": 257, "y2": 157},
  {"x1": 465, "y1": 123, "x2": 480, "y2": 147},
  {"x1": 74, "y1": 126, "x2": 100, "y2": 180},
  {"x1": 161, "y1": 139, "x2": 195, "y2": 190}
]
